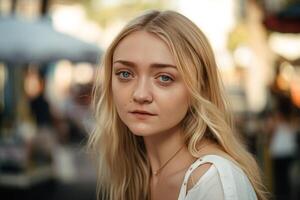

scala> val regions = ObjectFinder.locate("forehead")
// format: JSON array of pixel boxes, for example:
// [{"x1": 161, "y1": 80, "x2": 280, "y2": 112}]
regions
[{"x1": 112, "y1": 30, "x2": 175, "y2": 66}]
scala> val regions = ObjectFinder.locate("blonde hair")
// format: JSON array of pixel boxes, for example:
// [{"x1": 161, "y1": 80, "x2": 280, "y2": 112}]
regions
[{"x1": 89, "y1": 10, "x2": 267, "y2": 200}]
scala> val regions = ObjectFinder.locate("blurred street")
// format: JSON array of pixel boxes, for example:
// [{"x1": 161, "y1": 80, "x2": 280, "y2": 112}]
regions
[{"x1": 1, "y1": 0, "x2": 300, "y2": 200}]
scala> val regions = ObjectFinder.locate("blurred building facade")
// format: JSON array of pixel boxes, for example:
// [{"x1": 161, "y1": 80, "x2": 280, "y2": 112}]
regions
[{"x1": 0, "y1": 0, "x2": 300, "y2": 200}]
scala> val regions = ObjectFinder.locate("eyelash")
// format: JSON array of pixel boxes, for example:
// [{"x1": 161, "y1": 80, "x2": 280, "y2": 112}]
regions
[
  {"x1": 156, "y1": 74, "x2": 174, "y2": 84},
  {"x1": 115, "y1": 71, "x2": 174, "y2": 85},
  {"x1": 115, "y1": 71, "x2": 133, "y2": 80}
]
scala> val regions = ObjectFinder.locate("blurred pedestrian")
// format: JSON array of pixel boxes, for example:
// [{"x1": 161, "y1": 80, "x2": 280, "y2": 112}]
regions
[
  {"x1": 270, "y1": 97, "x2": 297, "y2": 200},
  {"x1": 26, "y1": 68, "x2": 53, "y2": 128}
]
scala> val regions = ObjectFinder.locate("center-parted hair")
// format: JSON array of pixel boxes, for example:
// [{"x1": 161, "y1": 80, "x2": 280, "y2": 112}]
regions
[{"x1": 88, "y1": 10, "x2": 267, "y2": 200}]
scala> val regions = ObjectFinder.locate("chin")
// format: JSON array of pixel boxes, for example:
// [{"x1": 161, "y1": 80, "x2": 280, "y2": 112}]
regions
[{"x1": 127, "y1": 125, "x2": 158, "y2": 137}]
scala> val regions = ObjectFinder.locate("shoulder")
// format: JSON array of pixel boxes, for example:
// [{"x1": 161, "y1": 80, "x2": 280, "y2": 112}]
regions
[
  {"x1": 186, "y1": 147, "x2": 243, "y2": 189},
  {"x1": 181, "y1": 155, "x2": 257, "y2": 200},
  {"x1": 189, "y1": 154, "x2": 252, "y2": 187},
  {"x1": 186, "y1": 162, "x2": 212, "y2": 191}
]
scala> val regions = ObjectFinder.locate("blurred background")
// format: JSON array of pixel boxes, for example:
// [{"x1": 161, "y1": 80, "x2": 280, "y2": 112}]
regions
[{"x1": 0, "y1": 0, "x2": 299, "y2": 200}]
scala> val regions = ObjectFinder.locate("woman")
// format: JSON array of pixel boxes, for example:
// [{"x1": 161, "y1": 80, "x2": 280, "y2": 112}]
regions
[{"x1": 89, "y1": 10, "x2": 267, "y2": 200}]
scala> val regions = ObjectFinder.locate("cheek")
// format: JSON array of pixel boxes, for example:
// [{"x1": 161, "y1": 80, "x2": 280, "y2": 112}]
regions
[{"x1": 159, "y1": 87, "x2": 189, "y2": 123}]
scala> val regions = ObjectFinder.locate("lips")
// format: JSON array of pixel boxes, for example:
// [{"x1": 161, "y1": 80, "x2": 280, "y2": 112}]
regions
[
  {"x1": 130, "y1": 110, "x2": 156, "y2": 116},
  {"x1": 129, "y1": 110, "x2": 157, "y2": 120}
]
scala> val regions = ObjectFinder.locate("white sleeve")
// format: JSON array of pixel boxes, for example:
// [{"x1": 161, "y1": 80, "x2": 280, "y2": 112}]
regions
[
  {"x1": 178, "y1": 155, "x2": 258, "y2": 200},
  {"x1": 184, "y1": 162, "x2": 257, "y2": 200},
  {"x1": 185, "y1": 165, "x2": 225, "y2": 200}
]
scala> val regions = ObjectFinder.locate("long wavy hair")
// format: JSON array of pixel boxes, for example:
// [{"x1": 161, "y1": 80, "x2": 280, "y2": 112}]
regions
[{"x1": 88, "y1": 10, "x2": 267, "y2": 200}]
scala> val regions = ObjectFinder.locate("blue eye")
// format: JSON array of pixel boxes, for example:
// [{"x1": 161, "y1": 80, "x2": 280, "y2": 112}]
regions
[
  {"x1": 159, "y1": 75, "x2": 173, "y2": 82},
  {"x1": 116, "y1": 71, "x2": 132, "y2": 79}
]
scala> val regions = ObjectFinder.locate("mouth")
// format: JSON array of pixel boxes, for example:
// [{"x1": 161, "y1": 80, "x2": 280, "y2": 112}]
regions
[
  {"x1": 129, "y1": 110, "x2": 157, "y2": 118},
  {"x1": 130, "y1": 110, "x2": 156, "y2": 115}
]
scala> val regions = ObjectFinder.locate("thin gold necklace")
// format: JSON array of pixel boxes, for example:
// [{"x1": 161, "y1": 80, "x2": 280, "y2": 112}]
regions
[{"x1": 153, "y1": 144, "x2": 185, "y2": 176}]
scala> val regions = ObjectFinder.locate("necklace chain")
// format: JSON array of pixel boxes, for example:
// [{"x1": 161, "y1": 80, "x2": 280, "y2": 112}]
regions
[
  {"x1": 153, "y1": 144, "x2": 185, "y2": 176},
  {"x1": 152, "y1": 141, "x2": 212, "y2": 176}
]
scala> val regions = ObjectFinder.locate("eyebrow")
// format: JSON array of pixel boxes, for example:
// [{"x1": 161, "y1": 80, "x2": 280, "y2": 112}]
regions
[{"x1": 113, "y1": 60, "x2": 177, "y2": 69}]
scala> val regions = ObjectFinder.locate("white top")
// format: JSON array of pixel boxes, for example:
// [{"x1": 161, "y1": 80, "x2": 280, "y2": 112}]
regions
[
  {"x1": 178, "y1": 155, "x2": 257, "y2": 200},
  {"x1": 270, "y1": 123, "x2": 297, "y2": 158}
]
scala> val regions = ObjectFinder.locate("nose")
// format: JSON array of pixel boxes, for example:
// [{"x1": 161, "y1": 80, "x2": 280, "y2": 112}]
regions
[{"x1": 132, "y1": 77, "x2": 153, "y2": 104}]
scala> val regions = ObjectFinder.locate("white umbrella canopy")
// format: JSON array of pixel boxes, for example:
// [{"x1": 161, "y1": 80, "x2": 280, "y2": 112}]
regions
[
  {"x1": 0, "y1": 16, "x2": 102, "y2": 64},
  {"x1": 0, "y1": 16, "x2": 103, "y2": 125}
]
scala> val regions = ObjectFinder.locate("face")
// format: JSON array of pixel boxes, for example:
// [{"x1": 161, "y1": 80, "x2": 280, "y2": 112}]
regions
[{"x1": 111, "y1": 30, "x2": 189, "y2": 137}]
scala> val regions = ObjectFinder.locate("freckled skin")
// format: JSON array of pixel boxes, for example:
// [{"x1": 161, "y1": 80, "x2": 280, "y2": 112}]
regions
[{"x1": 111, "y1": 31, "x2": 190, "y2": 137}]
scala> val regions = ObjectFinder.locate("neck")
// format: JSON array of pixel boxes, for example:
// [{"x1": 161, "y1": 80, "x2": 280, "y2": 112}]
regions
[{"x1": 143, "y1": 126, "x2": 187, "y2": 176}]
